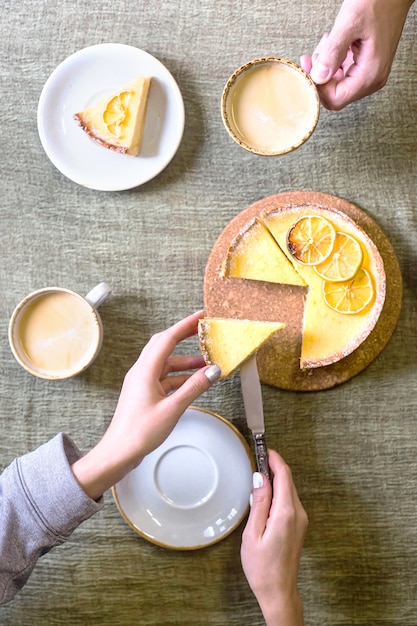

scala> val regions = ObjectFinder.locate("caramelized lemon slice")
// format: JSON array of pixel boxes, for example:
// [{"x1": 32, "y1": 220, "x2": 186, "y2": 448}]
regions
[
  {"x1": 287, "y1": 215, "x2": 336, "y2": 265},
  {"x1": 74, "y1": 76, "x2": 151, "y2": 156},
  {"x1": 323, "y1": 268, "x2": 374, "y2": 314},
  {"x1": 314, "y1": 231, "x2": 363, "y2": 282},
  {"x1": 103, "y1": 90, "x2": 132, "y2": 138}
]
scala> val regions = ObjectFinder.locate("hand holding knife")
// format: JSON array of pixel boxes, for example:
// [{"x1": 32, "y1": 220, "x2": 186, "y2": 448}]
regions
[{"x1": 240, "y1": 354, "x2": 271, "y2": 481}]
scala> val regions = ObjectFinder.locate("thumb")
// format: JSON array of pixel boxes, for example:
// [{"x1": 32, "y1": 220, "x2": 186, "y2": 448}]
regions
[
  {"x1": 165, "y1": 364, "x2": 221, "y2": 415},
  {"x1": 310, "y1": 26, "x2": 352, "y2": 84},
  {"x1": 244, "y1": 472, "x2": 273, "y2": 538}
]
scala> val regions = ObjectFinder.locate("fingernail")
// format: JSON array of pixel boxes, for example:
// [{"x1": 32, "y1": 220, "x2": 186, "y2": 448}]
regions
[
  {"x1": 204, "y1": 365, "x2": 221, "y2": 383},
  {"x1": 249, "y1": 493, "x2": 253, "y2": 507},
  {"x1": 310, "y1": 62, "x2": 332, "y2": 83},
  {"x1": 253, "y1": 472, "x2": 264, "y2": 489}
]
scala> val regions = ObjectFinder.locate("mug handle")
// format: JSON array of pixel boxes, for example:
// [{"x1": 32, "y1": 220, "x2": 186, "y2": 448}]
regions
[{"x1": 85, "y1": 282, "x2": 112, "y2": 308}]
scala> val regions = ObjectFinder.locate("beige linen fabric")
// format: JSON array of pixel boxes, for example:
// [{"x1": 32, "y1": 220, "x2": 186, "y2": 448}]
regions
[{"x1": 0, "y1": 0, "x2": 416, "y2": 624}]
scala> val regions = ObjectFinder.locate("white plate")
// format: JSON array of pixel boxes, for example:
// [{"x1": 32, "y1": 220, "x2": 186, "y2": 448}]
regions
[
  {"x1": 112, "y1": 406, "x2": 254, "y2": 550},
  {"x1": 37, "y1": 43, "x2": 185, "y2": 191}
]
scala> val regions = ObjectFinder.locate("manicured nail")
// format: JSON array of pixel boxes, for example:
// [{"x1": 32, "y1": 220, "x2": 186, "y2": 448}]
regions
[
  {"x1": 253, "y1": 472, "x2": 264, "y2": 489},
  {"x1": 204, "y1": 365, "x2": 221, "y2": 383},
  {"x1": 310, "y1": 62, "x2": 332, "y2": 83}
]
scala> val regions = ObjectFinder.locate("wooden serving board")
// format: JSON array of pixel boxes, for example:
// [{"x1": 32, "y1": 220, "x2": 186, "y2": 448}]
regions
[{"x1": 203, "y1": 191, "x2": 403, "y2": 391}]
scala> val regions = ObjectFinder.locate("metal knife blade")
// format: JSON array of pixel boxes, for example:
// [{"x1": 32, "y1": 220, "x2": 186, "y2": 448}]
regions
[{"x1": 240, "y1": 355, "x2": 271, "y2": 480}]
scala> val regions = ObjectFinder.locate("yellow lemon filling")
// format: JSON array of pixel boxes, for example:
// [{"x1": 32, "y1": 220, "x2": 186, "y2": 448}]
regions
[
  {"x1": 74, "y1": 76, "x2": 151, "y2": 156},
  {"x1": 221, "y1": 217, "x2": 305, "y2": 286},
  {"x1": 260, "y1": 206, "x2": 384, "y2": 368},
  {"x1": 198, "y1": 317, "x2": 285, "y2": 378}
]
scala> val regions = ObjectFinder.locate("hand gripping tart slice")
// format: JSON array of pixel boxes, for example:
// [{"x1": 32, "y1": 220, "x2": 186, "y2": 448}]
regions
[
  {"x1": 198, "y1": 317, "x2": 285, "y2": 379},
  {"x1": 74, "y1": 76, "x2": 151, "y2": 156}
]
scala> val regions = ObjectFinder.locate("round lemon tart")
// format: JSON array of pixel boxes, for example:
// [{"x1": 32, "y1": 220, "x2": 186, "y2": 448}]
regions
[{"x1": 203, "y1": 191, "x2": 402, "y2": 391}]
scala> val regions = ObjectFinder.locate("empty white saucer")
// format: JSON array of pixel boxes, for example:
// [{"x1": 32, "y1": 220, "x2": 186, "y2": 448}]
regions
[{"x1": 112, "y1": 406, "x2": 254, "y2": 550}]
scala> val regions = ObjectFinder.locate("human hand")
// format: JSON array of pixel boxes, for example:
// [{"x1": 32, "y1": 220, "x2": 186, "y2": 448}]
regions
[
  {"x1": 72, "y1": 311, "x2": 221, "y2": 499},
  {"x1": 300, "y1": 0, "x2": 414, "y2": 110},
  {"x1": 241, "y1": 450, "x2": 308, "y2": 626}
]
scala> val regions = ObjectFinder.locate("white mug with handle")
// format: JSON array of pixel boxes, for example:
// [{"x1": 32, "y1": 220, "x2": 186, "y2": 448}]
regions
[{"x1": 9, "y1": 282, "x2": 112, "y2": 380}]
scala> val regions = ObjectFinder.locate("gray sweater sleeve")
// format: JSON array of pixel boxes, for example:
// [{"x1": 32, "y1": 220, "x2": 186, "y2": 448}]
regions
[{"x1": 0, "y1": 433, "x2": 104, "y2": 604}]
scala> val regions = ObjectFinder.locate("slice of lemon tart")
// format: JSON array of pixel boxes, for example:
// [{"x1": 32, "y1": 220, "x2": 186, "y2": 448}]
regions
[
  {"x1": 221, "y1": 217, "x2": 306, "y2": 286},
  {"x1": 198, "y1": 317, "x2": 285, "y2": 378},
  {"x1": 74, "y1": 76, "x2": 151, "y2": 156}
]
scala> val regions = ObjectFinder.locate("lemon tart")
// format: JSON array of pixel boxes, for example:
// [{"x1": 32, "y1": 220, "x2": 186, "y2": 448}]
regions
[
  {"x1": 202, "y1": 192, "x2": 398, "y2": 390},
  {"x1": 74, "y1": 76, "x2": 151, "y2": 156},
  {"x1": 198, "y1": 317, "x2": 285, "y2": 378}
]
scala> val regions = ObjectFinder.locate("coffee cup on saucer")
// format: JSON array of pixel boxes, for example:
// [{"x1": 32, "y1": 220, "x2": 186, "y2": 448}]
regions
[
  {"x1": 8, "y1": 282, "x2": 111, "y2": 380},
  {"x1": 221, "y1": 57, "x2": 320, "y2": 156}
]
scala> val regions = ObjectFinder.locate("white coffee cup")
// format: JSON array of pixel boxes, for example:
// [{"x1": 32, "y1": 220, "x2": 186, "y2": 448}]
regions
[
  {"x1": 8, "y1": 282, "x2": 111, "y2": 380},
  {"x1": 221, "y1": 57, "x2": 320, "y2": 156}
]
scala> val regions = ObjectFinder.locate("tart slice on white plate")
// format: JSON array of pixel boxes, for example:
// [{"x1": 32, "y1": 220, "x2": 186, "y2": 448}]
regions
[{"x1": 74, "y1": 75, "x2": 151, "y2": 156}]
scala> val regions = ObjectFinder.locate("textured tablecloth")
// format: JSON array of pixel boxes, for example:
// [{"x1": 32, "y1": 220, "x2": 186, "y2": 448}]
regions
[{"x1": 1, "y1": 1, "x2": 416, "y2": 624}]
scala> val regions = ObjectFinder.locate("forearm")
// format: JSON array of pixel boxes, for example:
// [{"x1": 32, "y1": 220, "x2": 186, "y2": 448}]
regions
[
  {"x1": 259, "y1": 591, "x2": 304, "y2": 626},
  {"x1": 389, "y1": 0, "x2": 415, "y2": 8},
  {"x1": 344, "y1": 0, "x2": 415, "y2": 10},
  {"x1": 349, "y1": 0, "x2": 415, "y2": 20},
  {"x1": 0, "y1": 434, "x2": 102, "y2": 604},
  {"x1": 71, "y1": 451, "x2": 116, "y2": 501},
  {"x1": 376, "y1": 0, "x2": 415, "y2": 17},
  {"x1": 71, "y1": 432, "x2": 141, "y2": 500}
]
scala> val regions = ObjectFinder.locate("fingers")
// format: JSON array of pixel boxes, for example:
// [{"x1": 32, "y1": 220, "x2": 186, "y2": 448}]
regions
[
  {"x1": 163, "y1": 365, "x2": 221, "y2": 414},
  {"x1": 120, "y1": 310, "x2": 222, "y2": 418},
  {"x1": 243, "y1": 471, "x2": 273, "y2": 540},
  {"x1": 269, "y1": 449, "x2": 295, "y2": 504},
  {"x1": 304, "y1": 43, "x2": 369, "y2": 110},
  {"x1": 309, "y1": 11, "x2": 359, "y2": 85},
  {"x1": 267, "y1": 451, "x2": 298, "y2": 521},
  {"x1": 309, "y1": 33, "x2": 337, "y2": 84},
  {"x1": 136, "y1": 311, "x2": 205, "y2": 377},
  {"x1": 269, "y1": 449, "x2": 305, "y2": 511},
  {"x1": 267, "y1": 450, "x2": 308, "y2": 540},
  {"x1": 163, "y1": 310, "x2": 205, "y2": 343},
  {"x1": 301, "y1": 46, "x2": 354, "y2": 109},
  {"x1": 248, "y1": 450, "x2": 306, "y2": 530},
  {"x1": 299, "y1": 54, "x2": 312, "y2": 75},
  {"x1": 300, "y1": 6, "x2": 364, "y2": 108},
  {"x1": 317, "y1": 69, "x2": 372, "y2": 110},
  {"x1": 145, "y1": 310, "x2": 204, "y2": 353},
  {"x1": 244, "y1": 450, "x2": 294, "y2": 542},
  {"x1": 160, "y1": 355, "x2": 206, "y2": 379}
]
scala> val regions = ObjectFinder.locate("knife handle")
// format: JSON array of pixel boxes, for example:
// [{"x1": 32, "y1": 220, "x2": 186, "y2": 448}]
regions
[{"x1": 253, "y1": 433, "x2": 271, "y2": 481}]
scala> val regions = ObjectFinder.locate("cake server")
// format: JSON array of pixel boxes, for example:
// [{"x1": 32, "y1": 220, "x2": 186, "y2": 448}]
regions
[{"x1": 240, "y1": 354, "x2": 271, "y2": 481}]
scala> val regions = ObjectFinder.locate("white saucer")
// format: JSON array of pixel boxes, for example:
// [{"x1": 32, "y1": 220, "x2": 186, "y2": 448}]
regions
[
  {"x1": 112, "y1": 406, "x2": 254, "y2": 550},
  {"x1": 37, "y1": 43, "x2": 185, "y2": 191}
]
